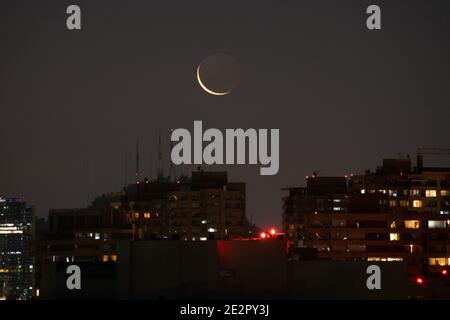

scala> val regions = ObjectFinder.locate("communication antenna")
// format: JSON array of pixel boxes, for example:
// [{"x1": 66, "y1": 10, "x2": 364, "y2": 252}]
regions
[
  {"x1": 169, "y1": 132, "x2": 175, "y2": 181},
  {"x1": 158, "y1": 130, "x2": 164, "y2": 177},
  {"x1": 124, "y1": 152, "x2": 128, "y2": 188}
]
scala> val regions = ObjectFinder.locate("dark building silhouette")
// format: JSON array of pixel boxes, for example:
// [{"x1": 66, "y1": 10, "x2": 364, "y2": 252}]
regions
[
  {"x1": 34, "y1": 170, "x2": 250, "y2": 296},
  {"x1": 117, "y1": 171, "x2": 248, "y2": 241},
  {"x1": 0, "y1": 198, "x2": 34, "y2": 300}
]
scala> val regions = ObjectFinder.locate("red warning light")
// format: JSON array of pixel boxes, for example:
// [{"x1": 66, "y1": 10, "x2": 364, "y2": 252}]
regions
[
  {"x1": 442, "y1": 270, "x2": 448, "y2": 276},
  {"x1": 269, "y1": 228, "x2": 276, "y2": 236},
  {"x1": 260, "y1": 232, "x2": 267, "y2": 239},
  {"x1": 416, "y1": 277, "x2": 424, "y2": 285}
]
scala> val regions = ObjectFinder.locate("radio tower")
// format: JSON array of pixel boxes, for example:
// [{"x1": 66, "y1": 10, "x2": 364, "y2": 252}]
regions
[{"x1": 158, "y1": 130, "x2": 164, "y2": 178}]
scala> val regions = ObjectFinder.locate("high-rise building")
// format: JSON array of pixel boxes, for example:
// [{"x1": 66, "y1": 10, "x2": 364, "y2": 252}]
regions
[
  {"x1": 115, "y1": 170, "x2": 248, "y2": 240},
  {"x1": 282, "y1": 158, "x2": 450, "y2": 277},
  {"x1": 0, "y1": 198, "x2": 34, "y2": 300}
]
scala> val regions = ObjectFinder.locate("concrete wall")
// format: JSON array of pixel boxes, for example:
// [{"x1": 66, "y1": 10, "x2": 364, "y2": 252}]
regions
[
  {"x1": 216, "y1": 240, "x2": 287, "y2": 299},
  {"x1": 40, "y1": 240, "x2": 412, "y2": 300},
  {"x1": 288, "y1": 261, "x2": 407, "y2": 299},
  {"x1": 117, "y1": 240, "x2": 218, "y2": 299},
  {"x1": 40, "y1": 262, "x2": 116, "y2": 300}
]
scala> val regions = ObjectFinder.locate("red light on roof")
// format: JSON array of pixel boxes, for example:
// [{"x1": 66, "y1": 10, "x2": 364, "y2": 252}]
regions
[
  {"x1": 442, "y1": 270, "x2": 448, "y2": 276},
  {"x1": 260, "y1": 232, "x2": 267, "y2": 239},
  {"x1": 305, "y1": 176, "x2": 309, "y2": 179},
  {"x1": 416, "y1": 277, "x2": 424, "y2": 285},
  {"x1": 269, "y1": 228, "x2": 276, "y2": 236}
]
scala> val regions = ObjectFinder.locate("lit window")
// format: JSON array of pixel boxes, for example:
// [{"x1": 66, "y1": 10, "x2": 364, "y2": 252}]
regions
[
  {"x1": 404, "y1": 220, "x2": 420, "y2": 229},
  {"x1": 360, "y1": 189, "x2": 366, "y2": 194},
  {"x1": 200, "y1": 237, "x2": 207, "y2": 241},
  {"x1": 367, "y1": 257, "x2": 382, "y2": 261},
  {"x1": 207, "y1": 228, "x2": 216, "y2": 233},
  {"x1": 390, "y1": 233, "x2": 400, "y2": 241},
  {"x1": 428, "y1": 258, "x2": 450, "y2": 266},
  {"x1": 94, "y1": 233, "x2": 100, "y2": 240},
  {"x1": 426, "y1": 190, "x2": 437, "y2": 198},
  {"x1": 389, "y1": 190, "x2": 397, "y2": 197},
  {"x1": 428, "y1": 220, "x2": 447, "y2": 229},
  {"x1": 389, "y1": 200, "x2": 397, "y2": 207},
  {"x1": 110, "y1": 255, "x2": 117, "y2": 262},
  {"x1": 144, "y1": 212, "x2": 150, "y2": 219},
  {"x1": 390, "y1": 221, "x2": 396, "y2": 229},
  {"x1": 413, "y1": 200, "x2": 422, "y2": 208},
  {"x1": 410, "y1": 189, "x2": 420, "y2": 196},
  {"x1": 102, "y1": 255, "x2": 109, "y2": 262},
  {"x1": 441, "y1": 190, "x2": 450, "y2": 196},
  {"x1": 133, "y1": 212, "x2": 140, "y2": 219},
  {"x1": 387, "y1": 257, "x2": 403, "y2": 262}
]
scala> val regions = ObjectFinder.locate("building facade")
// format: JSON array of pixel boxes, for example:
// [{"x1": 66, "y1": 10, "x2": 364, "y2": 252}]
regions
[
  {"x1": 0, "y1": 198, "x2": 34, "y2": 300},
  {"x1": 283, "y1": 158, "x2": 450, "y2": 277}
]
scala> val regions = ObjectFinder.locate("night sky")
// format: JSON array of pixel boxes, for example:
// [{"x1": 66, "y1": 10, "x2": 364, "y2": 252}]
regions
[{"x1": 1, "y1": 0, "x2": 449, "y2": 228}]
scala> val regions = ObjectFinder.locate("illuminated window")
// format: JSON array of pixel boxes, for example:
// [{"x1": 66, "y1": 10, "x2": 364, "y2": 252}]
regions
[
  {"x1": 110, "y1": 255, "x2": 117, "y2": 262},
  {"x1": 441, "y1": 190, "x2": 450, "y2": 196},
  {"x1": 426, "y1": 190, "x2": 437, "y2": 198},
  {"x1": 428, "y1": 258, "x2": 450, "y2": 266},
  {"x1": 200, "y1": 237, "x2": 207, "y2": 241},
  {"x1": 404, "y1": 220, "x2": 420, "y2": 229},
  {"x1": 102, "y1": 255, "x2": 109, "y2": 262},
  {"x1": 144, "y1": 212, "x2": 150, "y2": 219},
  {"x1": 390, "y1": 233, "x2": 400, "y2": 241},
  {"x1": 94, "y1": 233, "x2": 100, "y2": 240},
  {"x1": 387, "y1": 257, "x2": 403, "y2": 262},
  {"x1": 399, "y1": 200, "x2": 409, "y2": 207},
  {"x1": 367, "y1": 257, "x2": 382, "y2": 261},
  {"x1": 390, "y1": 221, "x2": 396, "y2": 229},
  {"x1": 133, "y1": 212, "x2": 140, "y2": 219},
  {"x1": 389, "y1": 200, "x2": 397, "y2": 207},
  {"x1": 389, "y1": 190, "x2": 397, "y2": 197},
  {"x1": 368, "y1": 257, "x2": 403, "y2": 262},
  {"x1": 413, "y1": 200, "x2": 422, "y2": 208},
  {"x1": 410, "y1": 189, "x2": 420, "y2": 196},
  {"x1": 428, "y1": 220, "x2": 446, "y2": 229},
  {"x1": 360, "y1": 189, "x2": 366, "y2": 194}
]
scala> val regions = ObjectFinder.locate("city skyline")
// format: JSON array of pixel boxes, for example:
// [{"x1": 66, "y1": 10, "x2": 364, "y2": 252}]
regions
[{"x1": 1, "y1": 0, "x2": 450, "y2": 229}]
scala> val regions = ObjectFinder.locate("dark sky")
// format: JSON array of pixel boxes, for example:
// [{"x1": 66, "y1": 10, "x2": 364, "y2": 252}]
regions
[{"x1": 1, "y1": 0, "x2": 449, "y2": 228}]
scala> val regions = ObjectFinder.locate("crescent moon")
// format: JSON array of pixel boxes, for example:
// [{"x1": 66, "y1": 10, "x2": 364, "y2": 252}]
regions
[{"x1": 196, "y1": 64, "x2": 230, "y2": 96}]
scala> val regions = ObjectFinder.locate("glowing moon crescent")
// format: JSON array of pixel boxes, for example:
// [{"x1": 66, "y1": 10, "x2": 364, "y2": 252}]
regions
[{"x1": 196, "y1": 64, "x2": 230, "y2": 96}]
